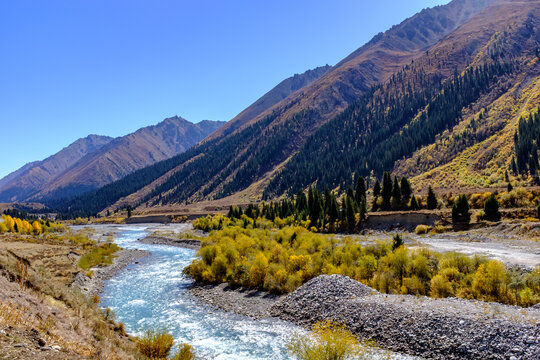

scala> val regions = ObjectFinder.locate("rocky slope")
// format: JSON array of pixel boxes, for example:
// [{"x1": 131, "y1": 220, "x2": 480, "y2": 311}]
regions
[
  {"x1": 208, "y1": 65, "x2": 331, "y2": 140},
  {"x1": 270, "y1": 274, "x2": 540, "y2": 360}
]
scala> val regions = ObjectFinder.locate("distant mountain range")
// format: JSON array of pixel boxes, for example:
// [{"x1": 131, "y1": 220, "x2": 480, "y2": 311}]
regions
[
  {"x1": 19, "y1": 0, "x2": 540, "y2": 216},
  {"x1": 0, "y1": 117, "x2": 225, "y2": 203}
]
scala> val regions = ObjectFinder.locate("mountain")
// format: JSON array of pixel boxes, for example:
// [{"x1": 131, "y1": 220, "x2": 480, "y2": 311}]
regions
[
  {"x1": 0, "y1": 135, "x2": 113, "y2": 202},
  {"x1": 0, "y1": 117, "x2": 225, "y2": 203},
  {"x1": 57, "y1": 0, "x2": 513, "y2": 216},
  {"x1": 208, "y1": 65, "x2": 331, "y2": 140},
  {"x1": 266, "y1": 0, "x2": 540, "y2": 197}
]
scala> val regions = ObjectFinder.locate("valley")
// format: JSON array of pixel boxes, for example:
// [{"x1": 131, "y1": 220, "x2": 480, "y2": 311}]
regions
[{"x1": 3, "y1": 0, "x2": 540, "y2": 359}]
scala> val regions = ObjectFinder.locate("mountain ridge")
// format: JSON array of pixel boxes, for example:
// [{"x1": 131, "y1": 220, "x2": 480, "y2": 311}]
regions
[
  {"x1": 0, "y1": 118, "x2": 225, "y2": 203},
  {"x1": 53, "y1": 0, "x2": 511, "y2": 216}
]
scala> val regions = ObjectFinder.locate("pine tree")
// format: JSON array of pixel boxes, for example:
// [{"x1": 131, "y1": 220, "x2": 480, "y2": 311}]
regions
[
  {"x1": 382, "y1": 172, "x2": 393, "y2": 210},
  {"x1": 392, "y1": 234, "x2": 404, "y2": 250},
  {"x1": 346, "y1": 196, "x2": 356, "y2": 232},
  {"x1": 391, "y1": 176, "x2": 402, "y2": 209},
  {"x1": 400, "y1": 177, "x2": 412, "y2": 202},
  {"x1": 410, "y1": 196, "x2": 419, "y2": 210},
  {"x1": 328, "y1": 193, "x2": 339, "y2": 223},
  {"x1": 373, "y1": 180, "x2": 381, "y2": 198},
  {"x1": 427, "y1": 186, "x2": 438, "y2": 210},
  {"x1": 347, "y1": 187, "x2": 356, "y2": 211},
  {"x1": 355, "y1": 177, "x2": 366, "y2": 205},
  {"x1": 483, "y1": 194, "x2": 501, "y2": 221},
  {"x1": 359, "y1": 196, "x2": 367, "y2": 221},
  {"x1": 452, "y1": 195, "x2": 470, "y2": 224},
  {"x1": 507, "y1": 182, "x2": 513, "y2": 192},
  {"x1": 511, "y1": 156, "x2": 518, "y2": 175}
]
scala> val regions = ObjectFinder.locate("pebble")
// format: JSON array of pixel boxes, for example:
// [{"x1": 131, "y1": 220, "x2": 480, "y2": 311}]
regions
[{"x1": 269, "y1": 274, "x2": 540, "y2": 360}]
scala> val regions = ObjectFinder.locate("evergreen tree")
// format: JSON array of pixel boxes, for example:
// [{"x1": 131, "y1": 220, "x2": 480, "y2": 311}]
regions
[
  {"x1": 427, "y1": 186, "x2": 438, "y2": 210},
  {"x1": 391, "y1": 176, "x2": 402, "y2": 209},
  {"x1": 346, "y1": 196, "x2": 356, "y2": 232},
  {"x1": 452, "y1": 195, "x2": 470, "y2": 224},
  {"x1": 328, "y1": 193, "x2": 339, "y2": 223},
  {"x1": 355, "y1": 177, "x2": 366, "y2": 205},
  {"x1": 358, "y1": 196, "x2": 367, "y2": 221},
  {"x1": 400, "y1": 177, "x2": 412, "y2": 202},
  {"x1": 373, "y1": 180, "x2": 381, "y2": 198},
  {"x1": 382, "y1": 172, "x2": 393, "y2": 210},
  {"x1": 296, "y1": 190, "x2": 308, "y2": 218},
  {"x1": 483, "y1": 194, "x2": 501, "y2": 221},
  {"x1": 392, "y1": 234, "x2": 404, "y2": 250},
  {"x1": 410, "y1": 196, "x2": 419, "y2": 210},
  {"x1": 511, "y1": 156, "x2": 518, "y2": 175},
  {"x1": 507, "y1": 182, "x2": 513, "y2": 192},
  {"x1": 347, "y1": 187, "x2": 356, "y2": 211}
]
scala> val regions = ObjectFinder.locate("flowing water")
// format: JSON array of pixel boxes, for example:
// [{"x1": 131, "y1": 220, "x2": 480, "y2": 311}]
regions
[{"x1": 98, "y1": 224, "x2": 418, "y2": 359}]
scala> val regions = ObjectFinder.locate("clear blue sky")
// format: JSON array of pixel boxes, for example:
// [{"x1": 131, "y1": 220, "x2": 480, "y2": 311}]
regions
[{"x1": 0, "y1": 0, "x2": 449, "y2": 179}]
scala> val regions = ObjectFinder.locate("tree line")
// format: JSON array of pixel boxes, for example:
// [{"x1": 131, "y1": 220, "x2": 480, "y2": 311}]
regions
[{"x1": 227, "y1": 173, "x2": 440, "y2": 233}]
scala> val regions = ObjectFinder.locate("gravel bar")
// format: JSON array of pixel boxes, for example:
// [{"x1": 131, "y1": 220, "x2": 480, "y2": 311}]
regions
[{"x1": 269, "y1": 274, "x2": 540, "y2": 360}]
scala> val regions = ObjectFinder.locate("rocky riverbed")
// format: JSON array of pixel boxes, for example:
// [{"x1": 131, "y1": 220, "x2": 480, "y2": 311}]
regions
[
  {"x1": 269, "y1": 274, "x2": 540, "y2": 360},
  {"x1": 189, "y1": 283, "x2": 284, "y2": 318}
]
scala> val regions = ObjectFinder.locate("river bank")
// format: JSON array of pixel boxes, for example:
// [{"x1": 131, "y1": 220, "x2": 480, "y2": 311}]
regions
[
  {"x1": 71, "y1": 248, "x2": 149, "y2": 296},
  {"x1": 0, "y1": 231, "x2": 142, "y2": 359}
]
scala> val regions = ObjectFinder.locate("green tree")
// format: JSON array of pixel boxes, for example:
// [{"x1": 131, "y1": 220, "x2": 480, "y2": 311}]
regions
[
  {"x1": 373, "y1": 180, "x2": 381, "y2": 198},
  {"x1": 400, "y1": 177, "x2": 412, "y2": 202},
  {"x1": 358, "y1": 196, "x2": 367, "y2": 222},
  {"x1": 410, "y1": 196, "x2": 419, "y2": 210},
  {"x1": 452, "y1": 195, "x2": 470, "y2": 224},
  {"x1": 483, "y1": 194, "x2": 501, "y2": 221},
  {"x1": 392, "y1": 234, "x2": 404, "y2": 250},
  {"x1": 427, "y1": 186, "x2": 438, "y2": 210},
  {"x1": 346, "y1": 197, "x2": 356, "y2": 232},
  {"x1": 355, "y1": 177, "x2": 366, "y2": 205},
  {"x1": 381, "y1": 172, "x2": 392, "y2": 210},
  {"x1": 391, "y1": 176, "x2": 401, "y2": 209}
]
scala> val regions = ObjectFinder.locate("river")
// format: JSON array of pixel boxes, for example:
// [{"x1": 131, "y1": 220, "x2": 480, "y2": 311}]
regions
[{"x1": 97, "y1": 224, "x2": 418, "y2": 359}]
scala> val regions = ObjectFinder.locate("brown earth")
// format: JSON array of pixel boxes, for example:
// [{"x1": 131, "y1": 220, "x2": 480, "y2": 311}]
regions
[{"x1": 0, "y1": 233, "x2": 141, "y2": 359}]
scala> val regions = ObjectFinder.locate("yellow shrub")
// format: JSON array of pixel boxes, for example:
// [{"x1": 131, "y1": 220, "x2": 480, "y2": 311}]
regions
[
  {"x1": 287, "y1": 321, "x2": 361, "y2": 360},
  {"x1": 174, "y1": 343, "x2": 196, "y2": 360},
  {"x1": 430, "y1": 274, "x2": 454, "y2": 298},
  {"x1": 415, "y1": 225, "x2": 430, "y2": 235},
  {"x1": 136, "y1": 329, "x2": 174, "y2": 359}
]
